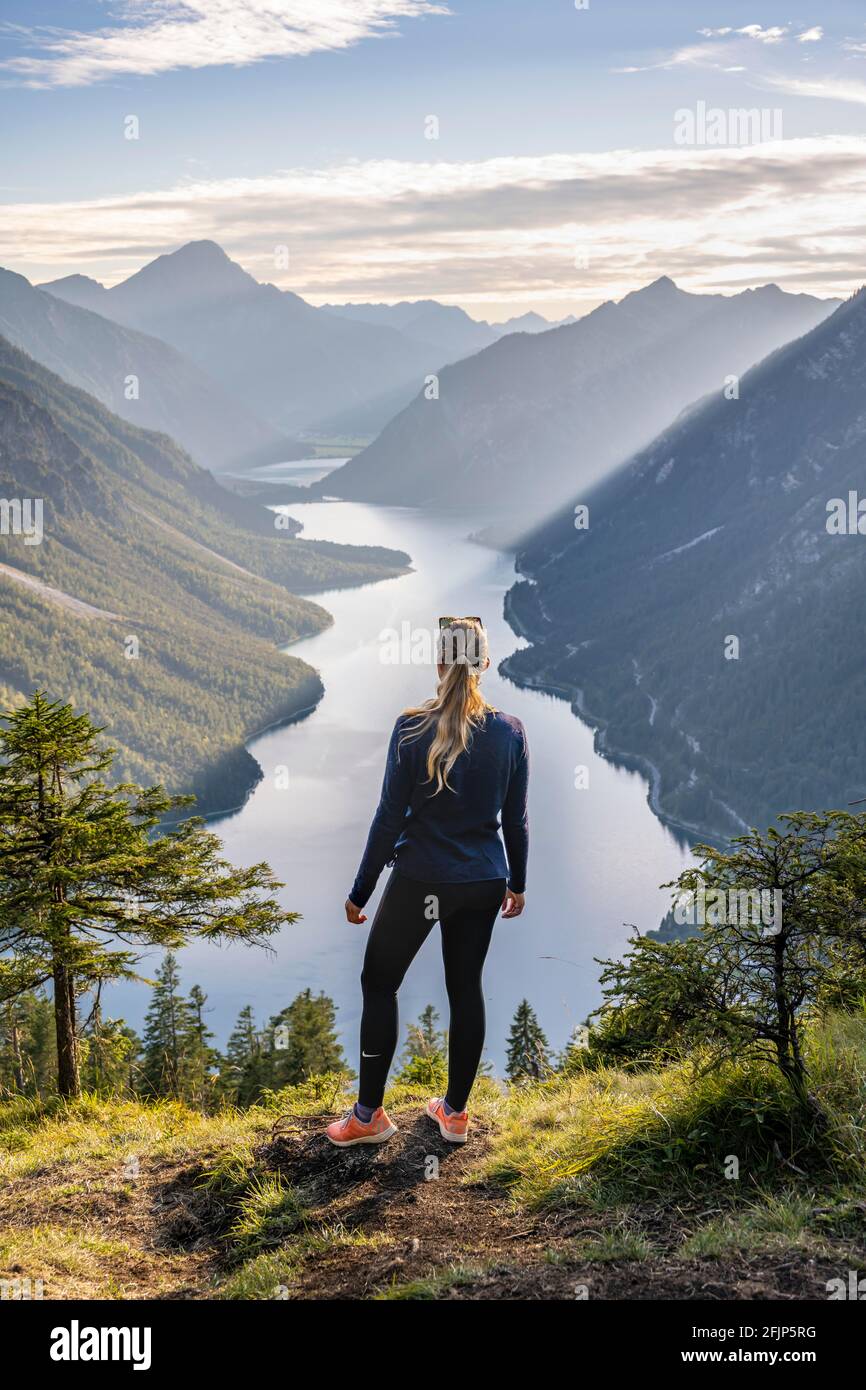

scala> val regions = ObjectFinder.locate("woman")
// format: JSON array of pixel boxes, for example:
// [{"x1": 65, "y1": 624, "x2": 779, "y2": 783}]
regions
[{"x1": 326, "y1": 616, "x2": 528, "y2": 1148}]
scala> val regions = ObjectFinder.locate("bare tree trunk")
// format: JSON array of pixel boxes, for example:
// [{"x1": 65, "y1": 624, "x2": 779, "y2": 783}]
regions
[
  {"x1": 53, "y1": 954, "x2": 79, "y2": 1099},
  {"x1": 10, "y1": 1020, "x2": 25, "y2": 1093}
]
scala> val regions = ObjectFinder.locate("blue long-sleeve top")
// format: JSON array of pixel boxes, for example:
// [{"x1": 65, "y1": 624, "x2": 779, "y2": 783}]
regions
[{"x1": 349, "y1": 709, "x2": 529, "y2": 909}]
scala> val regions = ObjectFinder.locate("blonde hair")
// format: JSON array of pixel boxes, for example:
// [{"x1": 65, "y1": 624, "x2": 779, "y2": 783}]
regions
[{"x1": 401, "y1": 619, "x2": 493, "y2": 793}]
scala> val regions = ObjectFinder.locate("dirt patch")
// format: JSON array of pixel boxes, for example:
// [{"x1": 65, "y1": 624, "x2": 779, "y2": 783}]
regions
[
  {"x1": 248, "y1": 1109, "x2": 847, "y2": 1301},
  {"x1": 1, "y1": 1108, "x2": 857, "y2": 1300},
  {"x1": 0, "y1": 1156, "x2": 216, "y2": 1300}
]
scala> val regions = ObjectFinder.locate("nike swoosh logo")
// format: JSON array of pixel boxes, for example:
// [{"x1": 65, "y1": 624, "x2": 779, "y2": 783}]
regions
[{"x1": 361, "y1": 1052, "x2": 381, "y2": 1058}]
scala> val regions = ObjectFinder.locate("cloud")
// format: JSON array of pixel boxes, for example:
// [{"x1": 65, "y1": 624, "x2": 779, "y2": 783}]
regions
[
  {"x1": 614, "y1": 25, "x2": 797, "y2": 75},
  {"x1": 763, "y1": 75, "x2": 866, "y2": 105},
  {"x1": 737, "y1": 25, "x2": 790, "y2": 44},
  {"x1": 697, "y1": 24, "x2": 792, "y2": 44},
  {"x1": 5, "y1": 137, "x2": 866, "y2": 311},
  {"x1": 0, "y1": 0, "x2": 448, "y2": 88},
  {"x1": 616, "y1": 22, "x2": 853, "y2": 103}
]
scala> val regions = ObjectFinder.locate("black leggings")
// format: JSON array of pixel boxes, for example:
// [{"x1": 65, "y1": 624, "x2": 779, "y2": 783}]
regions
[{"x1": 358, "y1": 871, "x2": 506, "y2": 1112}]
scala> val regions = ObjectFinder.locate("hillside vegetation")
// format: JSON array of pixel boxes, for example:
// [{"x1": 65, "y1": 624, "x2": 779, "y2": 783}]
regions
[
  {"x1": 2, "y1": 705, "x2": 865, "y2": 1301},
  {"x1": 507, "y1": 287, "x2": 866, "y2": 839},
  {"x1": 2, "y1": 1012, "x2": 864, "y2": 1300},
  {"x1": 0, "y1": 339, "x2": 408, "y2": 807}
]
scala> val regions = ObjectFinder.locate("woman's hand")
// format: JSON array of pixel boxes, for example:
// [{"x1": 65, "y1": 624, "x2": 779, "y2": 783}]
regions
[
  {"x1": 501, "y1": 890, "x2": 525, "y2": 919},
  {"x1": 345, "y1": 898, "x2": 367, "y2": 924}
]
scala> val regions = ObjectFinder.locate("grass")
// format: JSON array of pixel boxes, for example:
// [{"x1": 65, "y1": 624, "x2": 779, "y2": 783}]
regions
[
  {"x1": 226, "y1": 1176, "x2": 307, "y2": 1259},
  {"x1": 219, "y1": 1226, "x2": 393, "y2": 1300},
  {"x1": 373, "y1": 1263, "x2": 487, "y2": 1300},
  {"x1": 567, "y1": 1226, "x2": 656, "y2": 1263},
  {"x1": 479, "y1": 1014, "x2": 866, "y2": 1210},
  {"x1": 0, "y1": 1093, "x2": 268, "y2": 1182},
  {"x1": 678, "y1": 1192, "x2": 816, "y2": 1260},
  {"x1": 2, "y1": 1014, "x2": 866, "y2": 1299},
  {"x1": 0, "y1": 1224, "x2": 133, "y2": 1279}
]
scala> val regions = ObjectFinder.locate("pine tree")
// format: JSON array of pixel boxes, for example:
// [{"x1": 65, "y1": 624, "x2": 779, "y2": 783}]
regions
[
  {"x1": 80, "y1": 995, "x2": 139, "y2": 1097},
  {"x1": 183, "y1": 984, "x2": 219, "y2": 1106},
  {"x1": 222, "y1": 1004, "x2": 266, "y2": 1106},
  {"x1": 265, "y1": 989, "x2": 346, "y2": 1091},
  {"x1": 0, "y1": 692, "x2": 295, "y2": 1097},
  {"x1": 140, "y1": 954, "x2": 192, "y2": 1098},
  {"x1": 27, "y1": 994, "x2": 58, "y2": 1096},
  {"x1": 506, "y1": 1000, "x2": 551, "y2": 1083},
  {"x1": 404, "y1": 1004, "x2": 445, "y2": 1059},
  {"x1": 394, "y1": 1004, "x2": 448, "y2": 1089},
  {"x1": 0, "y1": 992, "x2": 57, "y2": 1097}
]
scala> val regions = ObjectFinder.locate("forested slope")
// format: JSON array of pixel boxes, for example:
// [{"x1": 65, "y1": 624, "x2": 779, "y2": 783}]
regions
[
  {"x1": 505, "y1": 289, "x2": 866, "y2": 837},
  {"x1": 0, "y1": 339, "x2": 409, "y2": 808}
]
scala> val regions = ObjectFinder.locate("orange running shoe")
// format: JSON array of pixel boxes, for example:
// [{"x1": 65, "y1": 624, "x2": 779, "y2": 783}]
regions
[
  {"x1": 426, "y1": 1097, "x2": 469, "y2": 1144},
  {"x1": 325, "y1": 1106, "x2": 397, "y2": 1147}
]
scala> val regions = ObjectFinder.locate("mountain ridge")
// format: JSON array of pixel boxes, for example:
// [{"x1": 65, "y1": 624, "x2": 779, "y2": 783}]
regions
[
  {"x1": 0, "y1": 266, "x2": 297, "y2": 472},
  {"x1": 504, "y1": 285, "x2": 866, "y2": 837},
  {"x1": 317, "y1": 277, "x2": 839, "y2": 539},
  {"x1": 41, "y1": 244, "x2": 471, "y2": 438}
]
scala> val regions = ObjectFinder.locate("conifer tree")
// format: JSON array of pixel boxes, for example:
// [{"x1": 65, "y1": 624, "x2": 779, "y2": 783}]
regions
[
  {"x1": 0, "y1": 997, "x2": 27, "y2": 1093},
  {"x1": 265, "y1": 989, "x2": 345, "y2": 1091},
  {"x1": 140, "y1": 953, "x2": 192, "y2": 1098},
  {"x1": 222, "y1": 1004, "x2": 266, "y2": 1105},
  {"x1": 183, "y1": 983, "x2": 219, "y2": 1105},
  {"x1": 0, "y1": 692, "x2": 295, "y2": 1097},
  {"x1": 0, "y1": 992, "x2": 58, "y2": 1097},
  {"x1": 395, "y1": 1004, "x2": 449, "y2": 1089},
  {"x1": 80, "y1": 995, "x2": 139, "y2": 1097},
  {"x1": 505, "y1": 1000, "x2": 551, "y2": 1082}
]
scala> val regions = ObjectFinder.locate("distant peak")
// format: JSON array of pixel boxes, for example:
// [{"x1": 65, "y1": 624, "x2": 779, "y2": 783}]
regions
[
  {"x1": 44, "y1": 273, "x2": 105, "y2": 290},
  {"x1": 642, "y1": 275, "x2": 680, "y2": 295},
  {"x1": 112, "y1": 239, "x2": 256, "y2": 303},
  {"x1": 617, "y1": 276, "x2": 685, "y2": 311},
  {"x1": 170, "y1": 239, "x2": 231, "y2": 263}
]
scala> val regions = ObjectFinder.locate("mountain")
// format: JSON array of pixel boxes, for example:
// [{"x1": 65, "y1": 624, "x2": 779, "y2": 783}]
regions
[
  {"x1": 319, "y1": 278, "x2": 839, "y2": 539},
  {"x1": 42, "y1": 242, "x2": 451, "y2": 438},
  {"x1": 37, "y1": 273, "x2": 109, "y2": 313},
  {"x1": 0, "y1": 336, "x2": 408, "y2": 809},
  {"x1": 320, "y1": 298, "x2": 498, "y2": 360},
  {"x1": 504, "y1": 287, "x2": 866, "y2": 839},
  {"x1": 319, "y1": 299, "x2": 575, "y2": 359},
  {"x1": 1, "y1": 267, "x2": 295, "y2": 472},
  {"x1": 489, "y1": 310, "x2": 577, "y2": 334}
]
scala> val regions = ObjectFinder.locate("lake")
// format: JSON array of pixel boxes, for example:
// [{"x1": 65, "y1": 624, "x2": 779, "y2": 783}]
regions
[{"x1": 111, "y1": 498, "x2": 692, "y2": 1070}]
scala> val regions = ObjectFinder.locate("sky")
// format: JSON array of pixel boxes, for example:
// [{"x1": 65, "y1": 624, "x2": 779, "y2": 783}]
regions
[{"x1": 2, "y1": 1, "x2": 866, "y2": 319}]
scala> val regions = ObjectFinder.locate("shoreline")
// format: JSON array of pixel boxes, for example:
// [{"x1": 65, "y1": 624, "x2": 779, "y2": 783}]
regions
[
  {"x1": 500, "y1": 585, "x2": 729, "y2": 851},
  {"x1": 178, "y1": 677, "x2": 326, "y2": 825},
  {"x1": 176, "y1": 489, "x2": 413, "y2": 822}
]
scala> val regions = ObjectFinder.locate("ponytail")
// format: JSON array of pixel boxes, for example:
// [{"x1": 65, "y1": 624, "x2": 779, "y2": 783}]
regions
[{"x1": 400, "y1": 619, "x2": 493, "y2": 793}]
